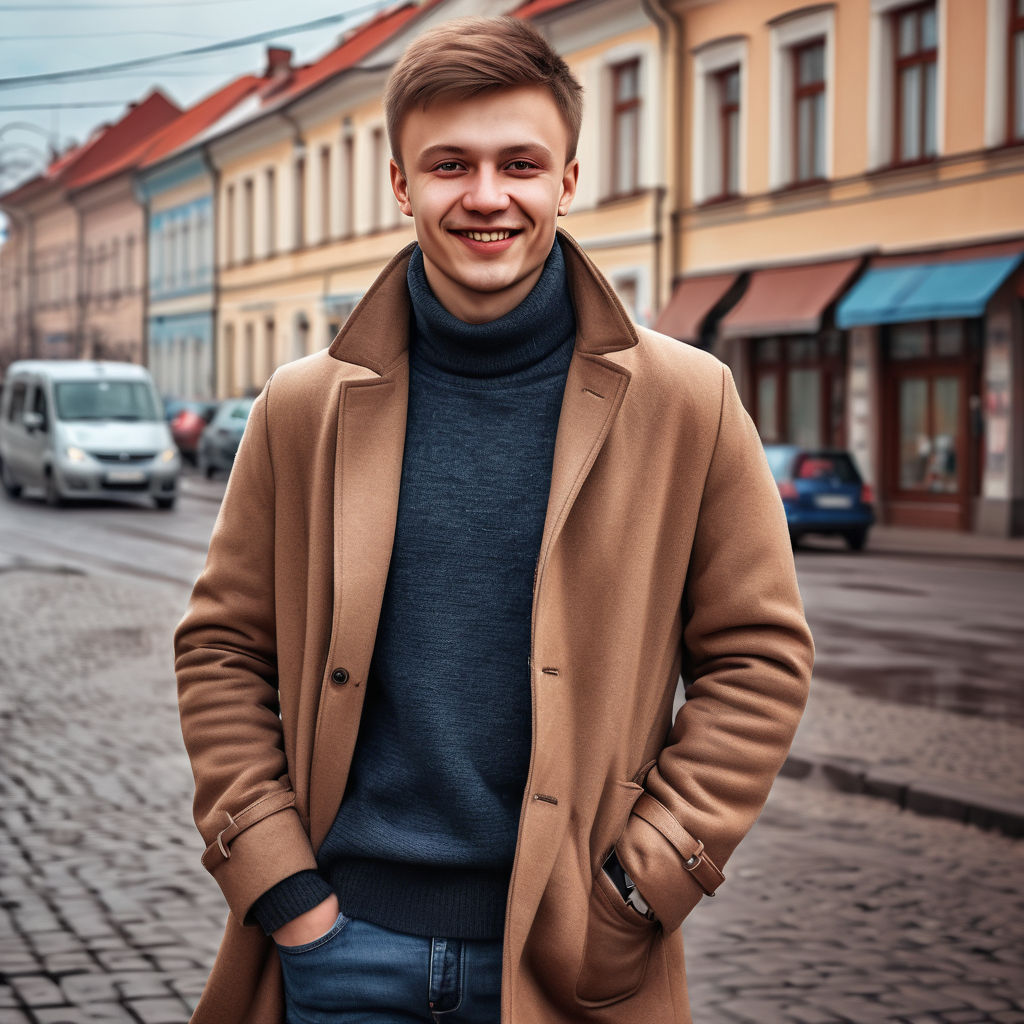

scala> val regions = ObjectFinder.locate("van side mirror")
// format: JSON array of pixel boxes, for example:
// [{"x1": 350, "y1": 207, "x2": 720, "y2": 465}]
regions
[{"x1": 23, "y1": 410, "x2": 44, "y2": 433}]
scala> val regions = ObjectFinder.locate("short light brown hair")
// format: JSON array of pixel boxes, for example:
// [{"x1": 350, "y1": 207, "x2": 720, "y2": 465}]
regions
[{"x1": 384, "y1": 16, "x2": 584, "y2": 170}]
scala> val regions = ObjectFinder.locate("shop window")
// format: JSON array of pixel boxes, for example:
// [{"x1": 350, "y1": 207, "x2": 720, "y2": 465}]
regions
[
  {"x1": 610, "y1": 59, "x2": 641, "y2": 197},
  {"x1": 753, "y1": 333, "x2": 846, "y2": 449},
  {"x1": 894, "y1": 2, "x2": 938, "y2": 162}
]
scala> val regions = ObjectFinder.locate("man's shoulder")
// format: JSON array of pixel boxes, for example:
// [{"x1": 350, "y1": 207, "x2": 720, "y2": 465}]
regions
[{"x1": 613, "y1": 326, "x2": 727, "y2": 414}]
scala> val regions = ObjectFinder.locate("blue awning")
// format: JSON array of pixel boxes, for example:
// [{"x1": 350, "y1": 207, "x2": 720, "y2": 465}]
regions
[{"x1": 836, "y1": 253, "x2": 1023, "y2": 327}]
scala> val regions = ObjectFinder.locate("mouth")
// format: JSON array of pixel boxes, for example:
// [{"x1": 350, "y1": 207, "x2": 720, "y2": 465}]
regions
[{"x1": 450, "y1": 229, "x2": 522, "y2": 243}]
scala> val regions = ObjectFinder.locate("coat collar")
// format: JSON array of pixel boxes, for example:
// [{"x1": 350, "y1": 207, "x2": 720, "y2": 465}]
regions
[{"x1": 327, "y1": 228, "x2": 639, "y2": 374}]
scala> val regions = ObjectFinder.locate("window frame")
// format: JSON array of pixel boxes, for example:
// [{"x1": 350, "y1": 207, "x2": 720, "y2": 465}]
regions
[
  {"x1": 609, "y1": 58, "x2": 642, "y2": 199},
  {"x1": 1010, "y1": 0, "x2": 1024, "y2": 143},
  {"x1": 892, "y1": 1, "x2": 938, "y2": 165},
  {"x1": 691, "y1": 37, "x2": 747, "y2": 206},
  {"x1": 715, "y1": 65, "x2": 741, "y2": 200},
  {"x1": 792, "y1": 38, "x2": 827, "y2": 184}
]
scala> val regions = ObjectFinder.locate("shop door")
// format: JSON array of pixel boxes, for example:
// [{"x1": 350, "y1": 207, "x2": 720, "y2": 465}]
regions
[{"x1": 883, "y1": 322, "x2": 976, "y2": 530}]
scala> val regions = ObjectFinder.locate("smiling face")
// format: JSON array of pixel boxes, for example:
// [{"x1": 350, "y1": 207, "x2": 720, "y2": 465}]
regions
[{"x1": 390, "y1": 86, "x2": 579, "y2": 324}]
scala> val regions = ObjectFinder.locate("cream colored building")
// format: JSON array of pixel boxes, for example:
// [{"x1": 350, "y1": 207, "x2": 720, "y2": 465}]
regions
[
  {"x1": 206, "y1": 0, "x2": 670, "y2": 397},
  {"x1": 657, "y1": 0, "x2": 1024, "y2": 535}
]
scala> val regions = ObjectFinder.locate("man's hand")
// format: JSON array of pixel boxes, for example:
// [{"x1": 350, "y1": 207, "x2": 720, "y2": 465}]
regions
[{"x1": 271, "y1": 893, "x2": 340, "y2": 947}]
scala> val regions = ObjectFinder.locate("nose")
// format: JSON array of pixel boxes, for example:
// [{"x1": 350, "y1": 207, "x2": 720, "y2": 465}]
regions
[{"x1": 462, "y1": 166, "x2": 510, "y2": 215}]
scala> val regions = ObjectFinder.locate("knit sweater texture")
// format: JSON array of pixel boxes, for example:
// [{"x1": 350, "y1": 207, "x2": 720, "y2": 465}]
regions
[{"x1": 252, "y1": 240, "x2": 575, "y2": 939}]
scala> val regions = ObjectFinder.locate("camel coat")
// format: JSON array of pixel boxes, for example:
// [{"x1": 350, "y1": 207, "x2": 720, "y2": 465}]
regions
[{"x1": 174, "y1": 230, "x2": 814, "y2": 1023}]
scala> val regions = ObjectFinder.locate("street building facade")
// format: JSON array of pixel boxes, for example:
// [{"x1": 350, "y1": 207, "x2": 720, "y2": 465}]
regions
[
  {"x1": 656, "y1": 0, "x2": 1024, "y2": 536},
  {"x1": 0, "y1": 92, "x2": 181, "y2": 369},
  {"x1": 136, "y1": 73, "x2": 275, "y2": 401}
]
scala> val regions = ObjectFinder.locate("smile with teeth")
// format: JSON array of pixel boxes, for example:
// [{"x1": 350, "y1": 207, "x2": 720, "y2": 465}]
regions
[{"x1": 456, "y1": 229, "x2": 518, "y2": 242}]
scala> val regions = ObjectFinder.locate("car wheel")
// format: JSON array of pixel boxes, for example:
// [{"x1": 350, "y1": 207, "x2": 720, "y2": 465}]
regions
[
  {"x1": 45, "y1": 470, "x2": 65, "y2": 508},
  {"x1": 789, "y1": 530, "x2": 800, "y2": 550},
  {"x1": 202, "y1": 458, "x2": 215, "y2": 479},
  {"x1": 155, "y1": 496, "x2": 176, "y2": 511},
  {"x1": 844, "y1": 528, "x2": 868, "y2": 551},
  {"x1": 0, "y1": 458, "x2": 22, "y2": 499}
]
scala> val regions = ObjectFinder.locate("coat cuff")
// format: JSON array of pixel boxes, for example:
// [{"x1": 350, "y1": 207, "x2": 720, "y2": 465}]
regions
[
  {"x1": 203, "y1": 802, "x2": 319, "y2": 926},
  {"x1": 249, "y1": 870, "x2": 335, "y2": 934},
  {"x1": 615, "y1": 793, "x2": 725, "y2": 933}
]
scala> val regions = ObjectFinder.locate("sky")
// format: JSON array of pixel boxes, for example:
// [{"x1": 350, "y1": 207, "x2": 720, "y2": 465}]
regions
[{"x1": 0, "y1": 0, "x2": 398, "y2": 198}]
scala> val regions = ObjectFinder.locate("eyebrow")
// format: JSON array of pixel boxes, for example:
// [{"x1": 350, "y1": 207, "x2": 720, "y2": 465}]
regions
[{"x1": 417, "y1": 143, "x2": 554, "y2": 164}]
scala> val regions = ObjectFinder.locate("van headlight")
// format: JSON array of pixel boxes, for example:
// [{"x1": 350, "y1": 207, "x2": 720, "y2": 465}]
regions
[
  {"x1": 66, "y1": 446, "x2": 88, "y2": 463},
  {"x1": 160, "y1": 448, "x2": 177, "y2": 463}
]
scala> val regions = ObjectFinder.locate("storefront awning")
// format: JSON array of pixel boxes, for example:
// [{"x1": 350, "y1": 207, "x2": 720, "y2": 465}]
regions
[
  {"x1": 836, "y1": 253, "x2": 1024, "y2": 327},
  {"x1": 719, "y1": 258, "x2": 861, "y2": 339},
  {"x1": 652, "y1": 272, "x2": 738, "y2": 342}
]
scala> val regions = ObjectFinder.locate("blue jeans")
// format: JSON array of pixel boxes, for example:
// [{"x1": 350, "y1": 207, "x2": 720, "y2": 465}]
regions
[{"x1": 276, "y1": 912, "x2": 503, "y2": 1023}]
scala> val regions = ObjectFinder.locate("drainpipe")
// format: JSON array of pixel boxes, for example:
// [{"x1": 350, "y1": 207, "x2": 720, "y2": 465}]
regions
[
  {"x1": 201, "y1": 143, "x2": 220, "y2": 399},
  {"x1": 641, "y1": 0, "x2": 683, "y2": 318}
]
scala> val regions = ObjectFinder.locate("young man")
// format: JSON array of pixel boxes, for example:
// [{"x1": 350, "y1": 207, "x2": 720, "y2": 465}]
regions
[{"x1": 175, "y1": 16, "x2": 813, "y2": 1024}]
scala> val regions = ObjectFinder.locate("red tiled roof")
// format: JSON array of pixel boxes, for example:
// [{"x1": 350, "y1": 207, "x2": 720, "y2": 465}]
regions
[
  {"x1": 277, "y1": 0, "x2": 439, "y2": 102},
  {"x1": 138, "y1": 74, "x2": 263, "y2": 169},
  {"x1": 513, "y1": 0, "x2": 583, "y2": 19},
  {"x1": 62, "y1": 91, "x2": 182, "y2": 189}
]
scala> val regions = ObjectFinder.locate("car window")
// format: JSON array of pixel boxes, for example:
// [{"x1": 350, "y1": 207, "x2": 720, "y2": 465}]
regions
[
  {"x1": 31, "y1": 386, "x2": 49, "y2": 432},
  {"x1": 794, "y1": 454, "x2": 860, "y2": 483},
  {"x1": 54, "y1": 380, "x2": 161, "y2": 422},
  {"x1": 229, "y1": 400, "x2": 254, "y2": 420},
  {"x1": 8, "y1": 381, "x2": 27, "y2": 423},
  {"x1": 762, "y1": 446, "x2": 793, "y2": 481}
]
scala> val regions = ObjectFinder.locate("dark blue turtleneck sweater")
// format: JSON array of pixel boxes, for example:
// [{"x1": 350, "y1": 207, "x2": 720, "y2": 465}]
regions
[{"x1": 252, "y1": 240, "x2": 575, "y2": 940}]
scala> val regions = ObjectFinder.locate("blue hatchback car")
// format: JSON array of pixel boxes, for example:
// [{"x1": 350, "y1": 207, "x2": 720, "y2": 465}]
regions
[{"x1": 763, "y1": 445, "x2": 875, "y2": 551}]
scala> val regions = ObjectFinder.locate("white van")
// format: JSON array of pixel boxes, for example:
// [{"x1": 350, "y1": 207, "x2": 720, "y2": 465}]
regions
[{"x1": 0, "y1": 360, "x2": 180, "y2": 509}]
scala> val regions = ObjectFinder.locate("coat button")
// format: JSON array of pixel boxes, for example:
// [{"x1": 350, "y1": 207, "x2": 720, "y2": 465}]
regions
[{"x1": 331, "y1": 667, "x2": 349, "y2": 685}]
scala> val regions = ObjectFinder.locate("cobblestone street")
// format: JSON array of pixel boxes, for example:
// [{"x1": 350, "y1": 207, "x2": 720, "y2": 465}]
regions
[{"x1": 1, "y1": 559, "x2": 1022, "y2": 1023}]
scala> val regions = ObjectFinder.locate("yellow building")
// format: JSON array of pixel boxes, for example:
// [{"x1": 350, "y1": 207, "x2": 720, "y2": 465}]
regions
[
  {"x1": 204, "y1": 0, "x2": 671, "y2": 397},
  {"x1": 655, "y1": 0, "x2": 1024, "y2": 536}
]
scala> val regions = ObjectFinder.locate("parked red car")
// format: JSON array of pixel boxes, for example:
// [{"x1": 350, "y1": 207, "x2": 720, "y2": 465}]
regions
[{"x1": 170, "y1": 401, "x2": 218, "y2": 463}]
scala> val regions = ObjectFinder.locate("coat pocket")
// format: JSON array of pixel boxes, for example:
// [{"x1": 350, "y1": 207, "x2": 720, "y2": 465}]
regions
[{"x1": 575, "y1": 780, "x2": 658, "y2": 1007}]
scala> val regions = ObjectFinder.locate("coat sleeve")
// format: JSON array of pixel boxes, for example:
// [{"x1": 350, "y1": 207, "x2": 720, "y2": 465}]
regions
[
  {"x1": 174, "y1": 383, "x2": 319, "y2": 925},
  {"x1": 615, "y1": 363, "x2": 814, "y2": 933}
]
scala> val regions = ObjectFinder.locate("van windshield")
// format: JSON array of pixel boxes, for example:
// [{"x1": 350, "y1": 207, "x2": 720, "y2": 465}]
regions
[{"x1": 54, "y1": 380, "x2": 160, "y2": 422}]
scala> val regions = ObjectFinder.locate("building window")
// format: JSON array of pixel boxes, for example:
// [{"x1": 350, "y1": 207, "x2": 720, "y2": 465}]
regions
[
  {"x1": 265, "y1": 168, "x2": 277, "y2": 255},
  {"x1": 342, "y1": 132, "x2": 355, "y2": 237},
  {"x1": 320, "y1": 144, "x2": 332, "y2": 242},
  {"x1": 243, "y1": 178, "x2": 254, "y2": 261},
  {"x1": 793, "y1": 40, "x2": 826, "y2": 181},
  {"x1": 894, "y1": 2, "x2": 938, "y2": 162},
  {"x1": 371, "y1": 127, "x2": 386, "y2": 232},
  {"x1": 225, "y1": 183, "x2": 236, "y2": 265},
  {"x1": 610, "y1": 59, "x2": 641, "y2": 197},
  {"x1": 1012, "y1": 0, "x2": 1024, "y2": 141},
  {"x1": 124, "y1": 236, "x2": 134, "y2": 292},
  {"x1": 180, "y1": 222, "x2": 191, "y2": 283},
  {"x1": 110, "y1": 238, "x2": 120, "y2": 296},
  {"x1": 294, "y1": 154, "x2": 306, "y2": 250},
  {"x1": 716, "y1": 66, "x2": 741, "y2": 198}
]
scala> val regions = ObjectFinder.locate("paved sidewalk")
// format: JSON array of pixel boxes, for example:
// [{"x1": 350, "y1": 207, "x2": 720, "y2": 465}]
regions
[
  {"x1": 864, "y1": 524, "x2": 1024, "y2": 563},
  {"x1": 786, "y1": 677, "x2": 1024, "y2": 837}
]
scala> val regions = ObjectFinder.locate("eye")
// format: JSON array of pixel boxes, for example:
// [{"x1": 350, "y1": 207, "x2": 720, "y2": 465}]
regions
[
  {"x1": 506, "y1": 160, "x2": 537, "y2": 172},
  {"x1": 433, "y1": 160, "x2": 464, "y2": 173}
]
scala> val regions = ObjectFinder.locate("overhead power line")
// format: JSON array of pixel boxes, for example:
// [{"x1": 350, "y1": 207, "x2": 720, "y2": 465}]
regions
[
  {"x1": 0, "y1": 1, "x2": 259, "y2": 9},
  {"x1": 0, "y1": 0, "x2": 391, "y2": 90}
]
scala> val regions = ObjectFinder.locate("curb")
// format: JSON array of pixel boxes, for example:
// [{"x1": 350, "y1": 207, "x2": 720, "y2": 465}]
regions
[{"x1": 782, "y1": 750, "x2": 1024, "y2": 838}]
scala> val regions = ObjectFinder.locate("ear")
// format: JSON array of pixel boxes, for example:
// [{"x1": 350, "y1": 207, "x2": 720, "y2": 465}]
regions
[
  {"x1": 557, "y1": 158, "x2": 580, "y2": 217},
  {"x1": 390, "y1": 158, "x2": 413, "y2": 217}
]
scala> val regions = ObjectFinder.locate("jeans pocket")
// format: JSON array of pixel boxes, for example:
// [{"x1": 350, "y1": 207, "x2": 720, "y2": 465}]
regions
[{"x1": 275, "y1": 911, "x2": 350, "y2": 956}]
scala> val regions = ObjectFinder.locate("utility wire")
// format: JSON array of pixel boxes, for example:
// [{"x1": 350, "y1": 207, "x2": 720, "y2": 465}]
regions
[
  {"x1": 0, "y1": 1, "x2": 260, "y2": 9},
  {"x1": 0, "y1": 1, "x2": 391, "y2": 88}
]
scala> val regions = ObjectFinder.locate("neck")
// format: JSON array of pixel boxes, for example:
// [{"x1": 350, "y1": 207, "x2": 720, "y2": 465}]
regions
[{"x1": 406, "y1": 240, "x2": 575, "y2": 379}]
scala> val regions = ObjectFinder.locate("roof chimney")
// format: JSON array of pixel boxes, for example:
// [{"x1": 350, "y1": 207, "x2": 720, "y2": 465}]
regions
[{"x1": 265, "y1": 46, "x2": 293, "y2": 81}]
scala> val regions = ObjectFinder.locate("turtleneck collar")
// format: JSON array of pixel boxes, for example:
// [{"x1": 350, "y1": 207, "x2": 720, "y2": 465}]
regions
[{"x1": 406, "y1": 239, "x2": 575, "y2": 379}]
